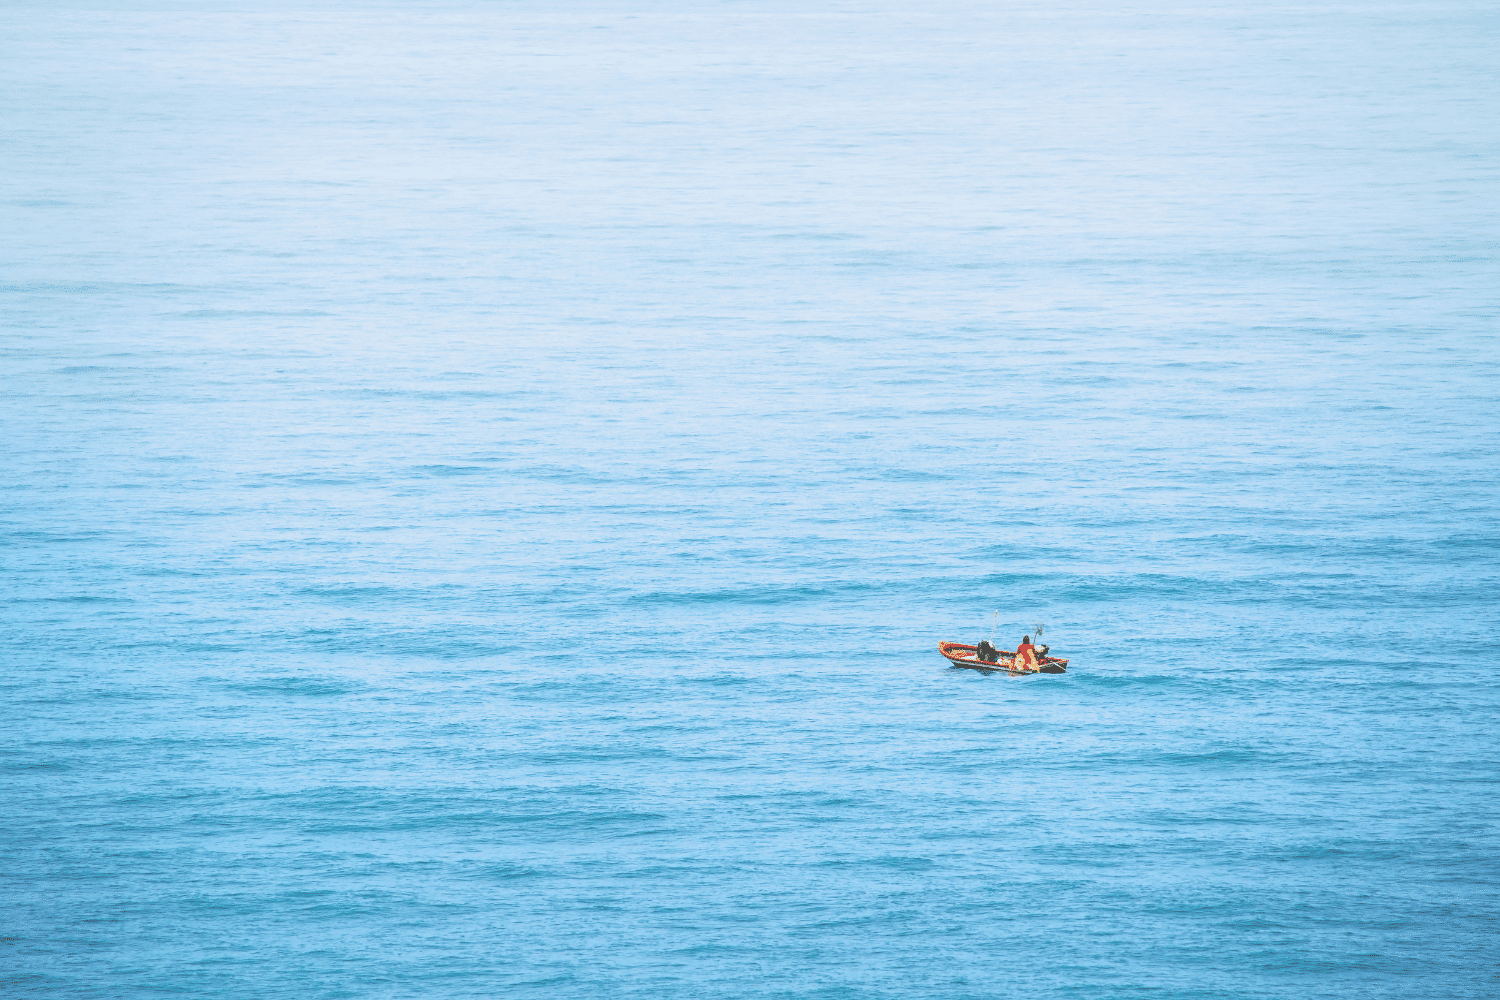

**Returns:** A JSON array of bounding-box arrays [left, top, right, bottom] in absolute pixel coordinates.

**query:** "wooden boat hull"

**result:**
[[939, 641, 1068, 674]]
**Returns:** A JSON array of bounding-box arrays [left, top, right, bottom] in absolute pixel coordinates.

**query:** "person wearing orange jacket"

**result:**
[[1014, 635, 1039, 671]]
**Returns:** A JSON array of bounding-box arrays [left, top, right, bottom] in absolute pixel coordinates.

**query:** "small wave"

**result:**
[[1, 759, 71, 772], [222, 675, 363, 698], [811, 855, 937, 871], [679, 673, 754, 686], [171, 309, 333, 318], [412, 464, 489, 476], [1155, 747, 1301, 766], [470, 863, 549, 880], [294, 585, 405, 599], [626, 581, 881, 606]]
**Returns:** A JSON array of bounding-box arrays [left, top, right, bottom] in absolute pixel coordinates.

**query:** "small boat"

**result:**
[[939, 640, 1068, 674]]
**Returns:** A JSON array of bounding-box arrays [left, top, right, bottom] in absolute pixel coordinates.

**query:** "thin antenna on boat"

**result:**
[[991, 611, 997, 644]]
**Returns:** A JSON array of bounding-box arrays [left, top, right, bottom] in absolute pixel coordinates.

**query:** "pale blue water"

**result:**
[[4, 2, 1499, 997]]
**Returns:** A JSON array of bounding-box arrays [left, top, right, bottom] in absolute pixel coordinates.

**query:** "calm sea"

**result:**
[[4, 2, 1498, 997]]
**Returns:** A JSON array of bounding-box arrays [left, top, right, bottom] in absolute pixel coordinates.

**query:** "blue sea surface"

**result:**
[[4, 2, 1498, 997]]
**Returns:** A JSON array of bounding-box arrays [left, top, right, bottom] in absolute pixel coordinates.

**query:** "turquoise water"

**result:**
[[4, 2, 1498, 997]]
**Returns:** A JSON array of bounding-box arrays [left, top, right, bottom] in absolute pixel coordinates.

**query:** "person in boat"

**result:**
[[1014, 635, 1039, 671]]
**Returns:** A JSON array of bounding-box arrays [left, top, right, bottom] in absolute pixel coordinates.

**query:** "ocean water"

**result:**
[[4, 2, 1498, 997]]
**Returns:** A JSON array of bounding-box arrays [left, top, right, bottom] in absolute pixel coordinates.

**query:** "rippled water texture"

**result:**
[[4, 2, 1498, 997]]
